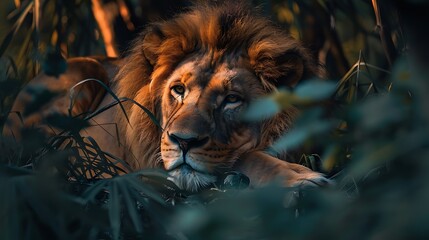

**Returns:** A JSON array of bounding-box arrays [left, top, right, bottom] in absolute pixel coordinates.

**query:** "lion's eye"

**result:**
[[171, 85, 185, 95], [224, 94, 242, 104]]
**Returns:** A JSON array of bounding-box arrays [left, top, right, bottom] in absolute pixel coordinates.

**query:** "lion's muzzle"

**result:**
[[163, 132, 218, 191], [168, 133, 209, 155], [163, 132, 210, 172]]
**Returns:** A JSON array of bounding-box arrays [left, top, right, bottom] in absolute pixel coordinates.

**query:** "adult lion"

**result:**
[[5, 3, 329, 191]]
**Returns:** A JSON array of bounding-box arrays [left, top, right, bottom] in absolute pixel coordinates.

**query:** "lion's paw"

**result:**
[[290, 173, 334, 188]]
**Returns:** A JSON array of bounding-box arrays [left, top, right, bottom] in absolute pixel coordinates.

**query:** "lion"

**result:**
[[4, 2, 330, 192]]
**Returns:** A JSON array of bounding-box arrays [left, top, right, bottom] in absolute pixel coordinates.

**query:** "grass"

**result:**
[[1, 0, 429, 239]]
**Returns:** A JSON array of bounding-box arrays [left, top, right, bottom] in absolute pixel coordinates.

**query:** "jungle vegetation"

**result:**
[[1, 0, 429, 239]]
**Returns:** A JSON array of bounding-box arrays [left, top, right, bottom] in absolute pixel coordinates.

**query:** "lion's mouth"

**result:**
[[167, 164, 217, 192], [170, 163, 202, 174]]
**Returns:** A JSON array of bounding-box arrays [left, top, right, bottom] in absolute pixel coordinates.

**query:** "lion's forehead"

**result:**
[[167, 57, 261, 94]]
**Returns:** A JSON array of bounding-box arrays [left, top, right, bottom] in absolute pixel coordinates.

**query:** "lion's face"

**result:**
[[159, 56, 265, 191], [117, 3, 322, 192]]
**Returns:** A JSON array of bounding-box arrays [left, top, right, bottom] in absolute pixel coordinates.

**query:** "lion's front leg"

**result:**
[[234, 151, 331, 187]]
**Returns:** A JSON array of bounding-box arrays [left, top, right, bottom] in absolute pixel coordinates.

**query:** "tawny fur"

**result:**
[[114, 2, 324, 169], [6, 2, 330, 191]]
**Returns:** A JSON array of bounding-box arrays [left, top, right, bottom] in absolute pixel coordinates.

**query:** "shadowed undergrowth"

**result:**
[[1, 0, 429, 239]]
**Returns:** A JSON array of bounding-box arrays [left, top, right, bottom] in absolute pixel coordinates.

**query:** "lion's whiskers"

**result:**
[[153, 147, 163, 166]]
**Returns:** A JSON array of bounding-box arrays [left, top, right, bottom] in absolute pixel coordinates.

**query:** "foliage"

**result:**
[[1, 0, 429, 239]]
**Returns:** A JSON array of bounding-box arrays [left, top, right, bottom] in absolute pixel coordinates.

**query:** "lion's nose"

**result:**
[[168, 133, 209, 153]]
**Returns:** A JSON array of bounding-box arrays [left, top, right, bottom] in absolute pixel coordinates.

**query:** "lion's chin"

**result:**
[[167, 165, 217, 192]]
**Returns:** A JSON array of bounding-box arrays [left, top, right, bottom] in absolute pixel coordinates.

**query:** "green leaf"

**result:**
[[269, 120, 334, 153], [353, 95, 404, 131], [242, 97, 280, 121], [294, 80, 337, 100], [82, 180, 109, 202], [108, 181, 121, 240], [117, 179, 143, 234], [0, 165, 32, 178]]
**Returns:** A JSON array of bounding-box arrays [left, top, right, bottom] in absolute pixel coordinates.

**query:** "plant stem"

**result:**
[[371, 0, 396, 66]]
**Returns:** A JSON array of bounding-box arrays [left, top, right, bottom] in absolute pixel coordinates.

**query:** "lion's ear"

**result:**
[[141, 25, 165, 67], [249, 40, 321, 89], [267, 52, 305, 88]]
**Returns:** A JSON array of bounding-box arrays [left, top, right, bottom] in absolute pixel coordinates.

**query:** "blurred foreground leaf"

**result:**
[[295, 80, 337, 101]]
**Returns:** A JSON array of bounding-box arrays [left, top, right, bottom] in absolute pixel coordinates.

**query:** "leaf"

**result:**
[[242, 82, 334, 122], [0, 165, 32, 178], [242, 97, 280, 121], [294, 80, 337, 101], [353, 95, 404, 131], [391, 58, 414, 89], [269, 120, 334, 153], [108, 181, 121, 240], [82, 180, 109, 202], [117, 179, 143, 234], [123, 176, 165, 204], [322, 145, 339, 171]]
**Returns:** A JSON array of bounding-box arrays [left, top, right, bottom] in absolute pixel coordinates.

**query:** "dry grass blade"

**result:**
[[13, 0, 20, 8], [34, 0, 41, 37], [336, 61, 390, 94], [0, 1, 34, 57], [371, 0, 397, 66]]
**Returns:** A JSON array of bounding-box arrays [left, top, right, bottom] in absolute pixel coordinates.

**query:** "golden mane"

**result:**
[[114, 2, 324, 170]]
